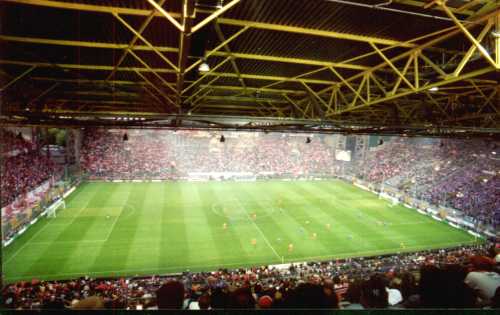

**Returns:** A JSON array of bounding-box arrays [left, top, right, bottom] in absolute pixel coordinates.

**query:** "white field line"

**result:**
[[103, 208, 122, 242], [4, 198, 92, 265], [4, 239, 479, 282], [236, 200, 282, 261]]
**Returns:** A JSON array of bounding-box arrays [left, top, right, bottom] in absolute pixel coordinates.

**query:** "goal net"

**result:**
[[46, 198, 65, 218]]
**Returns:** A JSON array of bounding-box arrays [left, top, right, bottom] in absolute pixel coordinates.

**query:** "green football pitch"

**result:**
[[3, 180, 478, 282]]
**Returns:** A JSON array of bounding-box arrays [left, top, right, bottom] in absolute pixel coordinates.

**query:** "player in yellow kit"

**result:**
[[223, 222, 227, 230], [251, 238, 257, 248], [288, 243, 294, 252]]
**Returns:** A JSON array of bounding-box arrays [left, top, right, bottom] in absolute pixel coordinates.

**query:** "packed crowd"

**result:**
[[0, 129, 34, 156], [355, 137, 499, 227], [80, 129, 336, 179], [3, 243, 499, 310], [1, 130, 60, 208]]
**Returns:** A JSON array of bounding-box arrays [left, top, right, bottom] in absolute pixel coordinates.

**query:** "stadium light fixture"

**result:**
[[198, 59, 210, 73], [429, 86, 439, 92]]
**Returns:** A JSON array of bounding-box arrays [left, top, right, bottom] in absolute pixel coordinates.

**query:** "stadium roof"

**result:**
[[0, 0, 499, 134]]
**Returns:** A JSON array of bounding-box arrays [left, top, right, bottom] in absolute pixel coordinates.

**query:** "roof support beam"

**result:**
[[184, 76, 219, 104], [133, 69, 176, 108], [191, 0, 241, 34], [28, 82, 59, 108], [2, 0, 182, 17], [329, 67, 367, 104], [183, 57, 231, 94], [0, 34, 370, 70], [457, 0, 484, 13], [370, 43, 415, 91], [127, 49, 177, 95], [217, 18, 416, 48], [496, 14, 500, 68], [310, 8, 500, 106], [108, 0, 169, 80], [113, 11, 178, 72], [0, 59, 340, 86], [0, 65, 35, 92], [438, 1, 497, 69], [393, 0, 476, 15], [147, 0, 184, 32], [452, 18, 494, 76], [213, 22, 247, 92], [210, 72, 336, 85], [282, 94, 309, 118], [300, 81, 329, 110], [202, 85, 307, 95], [185, 25, 250, 74], [176, 0, 195, 108], [336, 67, 494, 115]]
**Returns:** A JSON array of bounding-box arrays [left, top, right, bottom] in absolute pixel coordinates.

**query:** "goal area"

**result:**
[[46, 198, 65, 218]]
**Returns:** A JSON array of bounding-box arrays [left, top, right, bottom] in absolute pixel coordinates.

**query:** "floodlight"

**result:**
[[198, 60, 210, 72]]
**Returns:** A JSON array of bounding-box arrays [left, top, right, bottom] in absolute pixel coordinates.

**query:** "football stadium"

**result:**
[[1, 0, 499, 311]]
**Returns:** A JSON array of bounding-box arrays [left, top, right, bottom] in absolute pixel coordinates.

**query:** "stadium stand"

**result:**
[[2, 132, 499, 311], [1, 0, 499, 311], [2, 243, 498, 309], [354, 137, 499, 228], [1, 130, 61, 208], [80, 129, 336, 179], [79, 130, 499, 227]]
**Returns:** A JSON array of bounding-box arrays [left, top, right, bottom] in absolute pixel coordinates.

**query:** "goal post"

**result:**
[[46, 198, 65, 218]]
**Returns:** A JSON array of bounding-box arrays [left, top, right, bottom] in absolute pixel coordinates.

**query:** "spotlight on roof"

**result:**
[[220, 135, 225, 143], [429, 86, 439, 92], [198, 59, 210, 73], [306, 137, 312, 144], [123, 133, 128, 141]]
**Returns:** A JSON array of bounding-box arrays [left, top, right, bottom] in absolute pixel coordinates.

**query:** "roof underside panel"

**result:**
[[0, 0, 498, 132]]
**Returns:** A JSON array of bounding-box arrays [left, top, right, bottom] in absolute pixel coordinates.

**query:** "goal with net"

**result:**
[[46, 198, 65, 218]]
